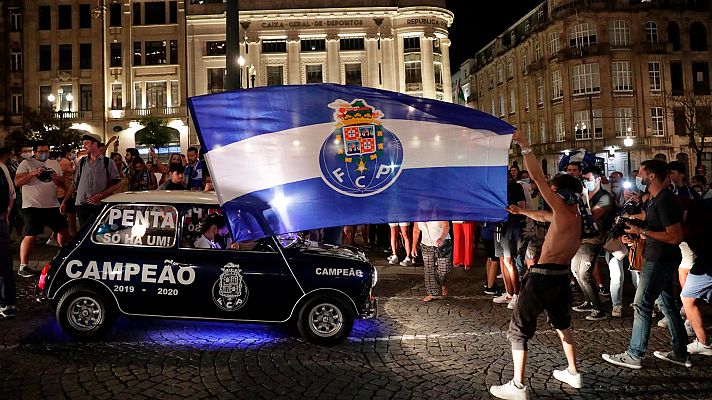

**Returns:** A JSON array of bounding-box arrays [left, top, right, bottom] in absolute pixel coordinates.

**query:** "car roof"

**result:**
[[103, 190, 219, 205]]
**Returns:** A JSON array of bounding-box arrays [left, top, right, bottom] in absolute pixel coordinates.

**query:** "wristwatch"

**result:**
[[521, 147, 532, 155], [642, 228, 648, 237]]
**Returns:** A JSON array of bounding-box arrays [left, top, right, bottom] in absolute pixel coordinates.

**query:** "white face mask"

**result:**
[[635, 176, 647, 192], [21, 152, 33, 159]]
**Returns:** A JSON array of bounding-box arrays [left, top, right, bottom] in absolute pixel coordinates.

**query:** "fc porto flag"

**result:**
[[188, 84, 514, 241]]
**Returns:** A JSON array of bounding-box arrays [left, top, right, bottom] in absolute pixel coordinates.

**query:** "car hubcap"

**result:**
[[67, 296, 103, 331], [309, 303, 343, 337]]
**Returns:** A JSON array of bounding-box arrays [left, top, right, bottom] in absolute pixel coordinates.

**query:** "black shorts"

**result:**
[[507, 263, 573, 350], [483, 239, 499, 261], [22, 207, 68, 236], [58, 196, 77, 213]]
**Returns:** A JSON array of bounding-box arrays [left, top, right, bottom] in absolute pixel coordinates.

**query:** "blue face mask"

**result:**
[[37, 153, 48, 162]]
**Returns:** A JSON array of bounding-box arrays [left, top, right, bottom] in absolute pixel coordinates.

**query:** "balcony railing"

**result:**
[[127, 106, 186, 118], [558, 43, 609, 61], [406, 83, 423, 92], [642, 136, 674, 147], [639, 42, 669, 54], [51, 111, 87, 120], [526, 58, 545, 73]]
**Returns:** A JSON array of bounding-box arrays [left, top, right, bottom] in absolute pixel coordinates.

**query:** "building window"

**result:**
[[110, 43, 122, 67], [538, 7, 544, 23], [39, 6, 51, 30], [612, 61, 632, 91], [404, 37, 421, 52], [569, 22, 597, 47], [145, 41, 167, 65], [555, 113, 565, 142], [109, 3, 122, 27], [692, 61, 710, 95], [58, 5, 72, 29], [169, 1, 178, 24], [645, 21, 658, 44], [10, 9, 22, 31], [170, 40, 178, 64], [111, 83, 122, 110], [690, 22, 708, 51], [170, 81, 179, 107], [509, 89, 516, 114], [144, 2, 166, 25], [58, 45, 72, 70], [552, 70, 563, 99], [306, 65, 323, 83], [340, 37, 365, 51], [10, 50, 22, 71], [134, 42, 142, 66], [134, 82, 143, 109], [488, 73, 494, 89], [651, 107, 665, 136], [207, 68, 225, 93], [499, 94, 506, 117], [80, 43, 92, 69], [671, 61, 684, 93], [80, 84, 92, 111], [434, 63, 443, 91], [133, 3, 141, 25], [669, 21, 682, 51], [433, 40, 442, 55], [266, 66, 284, 86], [522, 53, 527, 71], [301, 39, 326, 52], [536, 76, 544, 105], [40, 86, 52, 110], [39, 45, 51, 71], [405, 58, 422, 91], [574, 109, 603, 139], [524, 85, 530, 111], [79, 4, 91, 29], [614, 107, 634, 137], [540, 118, 547, 143], [497, 64, 504, 84], [571, 63, 600, 95], [549, 32, 560, 56], [648, 61, 661, 91], [60, 85, 73, 111], [206, 41, 226, 56], [507, 58, 514, 79], [262, 40, 287, 53], [609, 20, 630, 47], [525, 21, 530, 35], [11, 92, 22, 114], [534, 41, 541, 61], [146, 81, 167, 108]]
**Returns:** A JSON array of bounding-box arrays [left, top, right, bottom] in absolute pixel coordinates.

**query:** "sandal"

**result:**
[[422, 295, 438, 302]]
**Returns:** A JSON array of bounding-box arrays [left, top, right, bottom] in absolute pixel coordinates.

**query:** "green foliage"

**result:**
[[15, 106, 82, 148], [134, 115, 174, 148]]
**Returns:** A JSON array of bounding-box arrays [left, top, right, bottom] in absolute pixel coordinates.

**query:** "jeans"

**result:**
[[0, 216, 16, 307], [627, 259, 688, 359], [607, 252, 625, 307], [571, 243, 603, 311]]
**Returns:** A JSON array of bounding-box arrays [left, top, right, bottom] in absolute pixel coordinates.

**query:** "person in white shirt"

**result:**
[[412, 221, 452, 302], [194, 215, 222, 249]]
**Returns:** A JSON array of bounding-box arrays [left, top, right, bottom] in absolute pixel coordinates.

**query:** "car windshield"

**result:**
[[277, 233, 305, 249]]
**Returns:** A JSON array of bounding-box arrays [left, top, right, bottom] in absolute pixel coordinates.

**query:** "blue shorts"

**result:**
[[681, 271, 712, 303]]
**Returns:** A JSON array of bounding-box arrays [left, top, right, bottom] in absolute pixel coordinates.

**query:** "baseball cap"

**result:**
[[81, 133, 102, 143]]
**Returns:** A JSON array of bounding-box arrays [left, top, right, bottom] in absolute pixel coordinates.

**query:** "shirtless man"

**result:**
[[490, 132, 584, 400]]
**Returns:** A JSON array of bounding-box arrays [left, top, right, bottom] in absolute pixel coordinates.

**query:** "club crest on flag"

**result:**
[[319, 99, 403, 197]]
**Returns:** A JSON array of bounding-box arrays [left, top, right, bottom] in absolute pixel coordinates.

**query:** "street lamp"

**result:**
[[624, 131, 634, 177], [47, 88, 73, 132], [249, 64, 256, 88], [238, 55, 246, 89]]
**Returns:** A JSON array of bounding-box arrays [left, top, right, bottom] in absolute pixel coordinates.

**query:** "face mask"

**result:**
[[519, 178, 531, 184], [557, 189, 580, 205], [584, 181, 597, 192], [68, 153, 77, 160], [21, 152, 32, 159], [37, 153, 48, 162], [635, 176, 647, 192]]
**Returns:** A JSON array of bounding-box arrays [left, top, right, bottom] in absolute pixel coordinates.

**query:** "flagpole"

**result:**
[[226, 0, 240, 91]]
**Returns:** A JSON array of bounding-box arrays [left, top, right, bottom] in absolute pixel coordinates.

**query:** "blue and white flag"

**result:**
[[189, 84, 514, 241]]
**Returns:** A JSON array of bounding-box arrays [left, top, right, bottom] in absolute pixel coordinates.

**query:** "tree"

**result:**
[[134, 115, 176, 149], [12, 106, 83, 148], [661, 90, 712, 169]]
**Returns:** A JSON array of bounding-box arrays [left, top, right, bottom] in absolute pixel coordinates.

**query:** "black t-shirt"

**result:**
[[644, 188, 682, 265], [507, 181, 526, 225]]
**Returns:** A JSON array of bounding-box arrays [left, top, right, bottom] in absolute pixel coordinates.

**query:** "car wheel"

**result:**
[[297, 295, 354, 346], [56, 284, 115, 341]]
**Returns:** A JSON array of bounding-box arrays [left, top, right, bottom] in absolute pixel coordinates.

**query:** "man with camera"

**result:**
[[14, 142, 70, 278], [603, 159, 691, 369]]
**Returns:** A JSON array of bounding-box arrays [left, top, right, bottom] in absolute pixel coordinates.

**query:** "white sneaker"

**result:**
[[685, 319, 696, 337], [496, 273, 503, 279], [46, 238, 60, 247], [493, 293, 512, 304], [17, 265, 34, 278], [489, 379, 529, 400], [611, 305, 623, 318], [387, 254, 399, 265], [657, 317, 669, 328], [552, 368, 582, 389], [507, 294, 519, 310], [399, 257, 414, 266], [687, 339, 712, 356]]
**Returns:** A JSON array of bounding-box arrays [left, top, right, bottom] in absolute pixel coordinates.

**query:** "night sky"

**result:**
[[445, 0, 543, 69]]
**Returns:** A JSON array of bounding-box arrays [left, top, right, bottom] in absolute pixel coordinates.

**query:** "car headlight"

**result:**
[[371, 266, 378, 288]]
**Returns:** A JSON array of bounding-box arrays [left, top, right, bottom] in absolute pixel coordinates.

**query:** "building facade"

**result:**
[[2, 0, 453, 159], [458, 0, 712, 177], [1, 0, 24, 142]]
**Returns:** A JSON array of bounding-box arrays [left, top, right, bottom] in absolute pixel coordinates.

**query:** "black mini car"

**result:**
[[37, 191, 377, 346]]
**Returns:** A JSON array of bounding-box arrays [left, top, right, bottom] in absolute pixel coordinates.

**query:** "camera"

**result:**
[[38, 167, 54, 183], [609, 199, 644, 238]]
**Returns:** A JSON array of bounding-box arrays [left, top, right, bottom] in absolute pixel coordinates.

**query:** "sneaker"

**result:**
[[493, 293, 513, 304], [484, 285, 501, 296], [602, 352, 643, 370], [399, 257, 414, 266], [687, 339, 712, 356], [657, 317, 669, 328], [387, 254, 399, 265], [653, 351, 692, 368], [507, 294, 519, 310], [572, 301, 595, 313], [599, 285, 610, 297], [611, 305, 623, 318], [586, 309, 607, 321], [496, 273, 503, 279], [552, 368, 582, 389], [685, 319, 696, 337], [18, 265, 34, 278], [489, 379, 529, 400], [0, 305, 16, 319]]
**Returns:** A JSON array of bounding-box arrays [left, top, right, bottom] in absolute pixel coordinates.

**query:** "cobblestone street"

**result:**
[[1, 243, 712, 399]]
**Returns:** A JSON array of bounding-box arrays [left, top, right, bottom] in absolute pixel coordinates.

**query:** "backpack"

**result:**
[[76, 156, 111, 190], [590, 188, 615, 232]]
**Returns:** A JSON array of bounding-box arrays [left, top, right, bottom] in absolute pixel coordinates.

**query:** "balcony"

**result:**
[[558, 43, 609, 61], [51, 111, 88, 120], [127, 106, 186, 118], [526, 58, 545, 73], [642, 136, 674, 148], [406, 83, 423, 92], [639, 42, 669, 54]]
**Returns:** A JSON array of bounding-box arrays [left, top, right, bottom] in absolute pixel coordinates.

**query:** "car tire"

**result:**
[[297, 295, 354, 346], [56, 284, 116, 341]]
